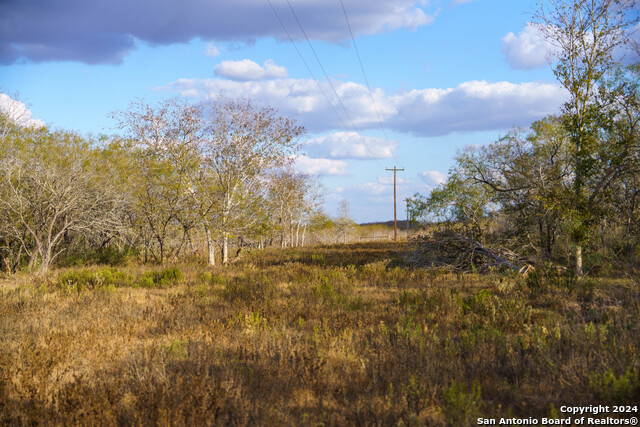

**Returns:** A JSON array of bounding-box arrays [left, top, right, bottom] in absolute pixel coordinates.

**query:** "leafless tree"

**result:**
[[200, 97, 305, 263]]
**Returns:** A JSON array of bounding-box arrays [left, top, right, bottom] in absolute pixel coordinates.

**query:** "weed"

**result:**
[[589, 367, 639, 403], [442, 381, 483, 426], [137, 267, 184, 288]]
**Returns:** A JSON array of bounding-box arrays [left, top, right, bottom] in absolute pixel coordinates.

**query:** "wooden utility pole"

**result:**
[[386, 166, 404, 242]]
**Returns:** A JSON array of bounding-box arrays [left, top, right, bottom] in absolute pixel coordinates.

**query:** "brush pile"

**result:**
[[406, 229, 531, 273]]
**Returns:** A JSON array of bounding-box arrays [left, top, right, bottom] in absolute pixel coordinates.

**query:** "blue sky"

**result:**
[[0, 0, 570, 222]]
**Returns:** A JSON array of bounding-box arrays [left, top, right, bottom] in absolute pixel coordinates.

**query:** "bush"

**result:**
[[589, 367, 639, 403], [57, 267, 133, 292], [442, 381, 483, 426], [57, 246, 136, 268], [137, 267, 184, 288]]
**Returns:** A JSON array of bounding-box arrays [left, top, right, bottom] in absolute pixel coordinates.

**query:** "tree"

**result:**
[[112, 98, 204, 263], [455, 118, 572, 259], [266, 167, 324, 248], [410, 150, 496, 243], [0, 120, 125, 274], [200, 97, 305, 263], [535, 0, 639, 275], [334, 199, 356, 244]]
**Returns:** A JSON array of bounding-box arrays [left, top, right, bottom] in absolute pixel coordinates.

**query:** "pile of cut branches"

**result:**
[[406, 229, 530, 273]]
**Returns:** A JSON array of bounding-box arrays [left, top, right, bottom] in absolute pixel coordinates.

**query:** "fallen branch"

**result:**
[[406, 229, 532, 273]]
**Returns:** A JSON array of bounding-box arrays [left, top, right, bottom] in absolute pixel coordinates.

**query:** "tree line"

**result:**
[[409, 0, 639, 276], [0, 96, 327, 274]]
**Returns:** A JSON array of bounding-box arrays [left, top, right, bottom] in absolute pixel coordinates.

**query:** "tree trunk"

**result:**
[[301, 226, 306, 247], [205, 225, 215, 267], [222, 233, 229, 264], [575, 244, 583, 277]]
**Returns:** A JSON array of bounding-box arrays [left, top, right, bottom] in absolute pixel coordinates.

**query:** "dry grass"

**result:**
[[1, 242, 638, 425]]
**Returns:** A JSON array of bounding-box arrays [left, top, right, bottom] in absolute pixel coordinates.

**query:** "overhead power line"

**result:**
[[339, 0, 391, 148], [271, 0, 383, 166], [266, 0, 349, 134]]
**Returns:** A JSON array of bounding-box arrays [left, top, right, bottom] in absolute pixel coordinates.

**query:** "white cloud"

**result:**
[[377, 175, 410, 185], [162, 77, 567, 136], [502, 22, 640, 71], [418, 170, 446, 187], [352, 174, 411, 197], [354, 182, 388, 196], [295, 156, 348, 175], [501, 23, 555, 70], [304, 131, 396, 159], [214, 59, 288, 81], [204, 43, 221, 57], [382, 6, 435, 30], [0, 94, 45, 128]]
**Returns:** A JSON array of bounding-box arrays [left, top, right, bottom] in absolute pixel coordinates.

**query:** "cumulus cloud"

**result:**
[[387, 80, 567, 136], [0, 94, 45, 128], [163, 77, 567, 136], [214, 59, 288, 81], [501, 23, 555, 70], [304, 132, 396, 159], [204, 43, 221, 57], [295, 156, 348, 175], [353, 182, 388, 196], [418, 170, 446, 187], [0, 0, 436, 64], [502, 22, 640, 71]]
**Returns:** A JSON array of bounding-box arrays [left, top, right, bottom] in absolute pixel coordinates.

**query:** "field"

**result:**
[[1, 242, 639, 425]]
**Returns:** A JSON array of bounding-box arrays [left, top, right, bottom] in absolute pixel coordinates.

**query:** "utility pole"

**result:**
[[386, 166, 404, 242]]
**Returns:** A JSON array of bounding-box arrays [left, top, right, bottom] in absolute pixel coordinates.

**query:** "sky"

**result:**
[[0, 0, 574, 223]]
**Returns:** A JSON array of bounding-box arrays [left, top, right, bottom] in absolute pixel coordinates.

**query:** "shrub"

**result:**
[[589, 367, 639, 403], [442, 381, 483, 426], [137, 267, 184, 288], [57, 267, 133, 292]]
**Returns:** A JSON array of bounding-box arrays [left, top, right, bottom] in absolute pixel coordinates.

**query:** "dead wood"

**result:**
[[406, 229, 533, 273]]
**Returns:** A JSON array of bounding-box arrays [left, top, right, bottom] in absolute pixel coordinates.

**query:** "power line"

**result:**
[[339, 0, 391, 148], [266, 0, 349, 134], [283, 0, 383, 167]]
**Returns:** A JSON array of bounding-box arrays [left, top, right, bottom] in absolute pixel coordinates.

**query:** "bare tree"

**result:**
[[112, 98, 204, 263], [201, 97, 305, 263], [266, 168, 324, 248]]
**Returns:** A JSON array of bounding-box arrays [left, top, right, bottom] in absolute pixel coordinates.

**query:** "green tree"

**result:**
[[0, 119, 125, 274], [535, 0, 639, 275]]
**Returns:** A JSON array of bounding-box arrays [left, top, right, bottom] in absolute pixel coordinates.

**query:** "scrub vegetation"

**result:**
[[1, 242, 638, 425]]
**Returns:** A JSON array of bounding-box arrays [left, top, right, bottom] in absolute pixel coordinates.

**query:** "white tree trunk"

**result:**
[[575, 244, 583, 277], [222, 233, 229, 264], [301, 226, 307, 247], [205, 225, 215, 267]]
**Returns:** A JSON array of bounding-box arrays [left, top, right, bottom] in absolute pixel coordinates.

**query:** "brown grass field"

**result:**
[[1, 242, 638, 425]]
